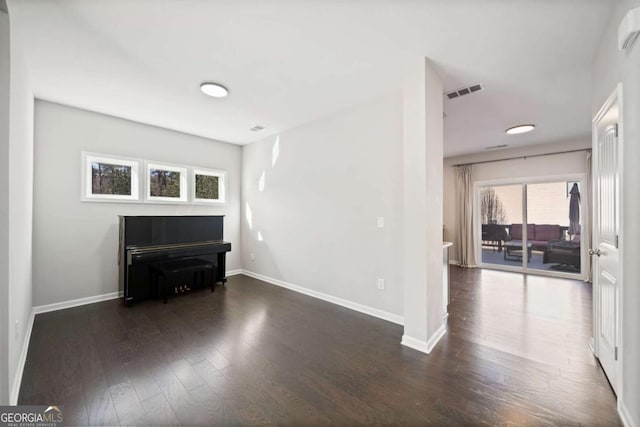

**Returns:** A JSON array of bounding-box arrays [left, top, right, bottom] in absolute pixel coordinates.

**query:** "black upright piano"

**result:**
[[118, 215, 232, 305]]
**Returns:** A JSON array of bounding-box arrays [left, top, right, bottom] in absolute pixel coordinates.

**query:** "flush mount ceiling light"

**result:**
[[200, 82, 229, 98], [506, 124, 535, 135]]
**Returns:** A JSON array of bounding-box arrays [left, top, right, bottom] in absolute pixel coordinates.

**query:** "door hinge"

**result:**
[[614, 123, 619, 137], [615, 346, 618, 361], [616, 235, 619, 249]]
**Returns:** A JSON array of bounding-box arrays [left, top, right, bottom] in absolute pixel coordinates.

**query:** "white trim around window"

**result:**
[[81, 152, 140, 202]]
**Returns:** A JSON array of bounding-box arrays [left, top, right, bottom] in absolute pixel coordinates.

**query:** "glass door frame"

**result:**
[[474, 173, 588, 281]]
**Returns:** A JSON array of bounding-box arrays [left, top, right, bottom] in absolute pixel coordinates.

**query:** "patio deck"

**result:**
[[481, 246, 581, 274]]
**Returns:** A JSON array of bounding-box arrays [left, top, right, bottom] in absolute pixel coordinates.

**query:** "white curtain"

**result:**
[[585, 151, 593, 282], [456, 164, 476, 267]]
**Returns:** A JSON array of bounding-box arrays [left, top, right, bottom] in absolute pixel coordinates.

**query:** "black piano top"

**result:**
[[121, 215, 225, 247]]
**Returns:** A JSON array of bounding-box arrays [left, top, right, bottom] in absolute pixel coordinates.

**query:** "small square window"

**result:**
[[145, 162, 188, 203], [82, 152, 140, 202], [192, 168, 226, 204]]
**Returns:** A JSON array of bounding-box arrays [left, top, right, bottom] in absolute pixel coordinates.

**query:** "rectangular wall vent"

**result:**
[[445, 83, 485, 100]]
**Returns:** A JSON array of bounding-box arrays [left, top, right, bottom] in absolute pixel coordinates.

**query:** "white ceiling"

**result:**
[[8, 0, 614, 157]]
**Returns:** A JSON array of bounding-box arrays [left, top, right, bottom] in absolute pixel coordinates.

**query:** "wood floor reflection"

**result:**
[[19, 267, 620, 426]]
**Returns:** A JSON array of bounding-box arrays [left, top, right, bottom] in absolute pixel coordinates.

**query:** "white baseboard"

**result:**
[[619, 399, 637, 427], [426, 322, 447, 353], [240, 270, 404, 325], [401, 334, 430, 353], [31, 270, 241, 315], [401, 322, 447, 355], [10, 309, 35, 405], [32, 291, 124, 315]]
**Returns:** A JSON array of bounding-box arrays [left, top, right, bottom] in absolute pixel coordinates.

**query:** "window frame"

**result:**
[[81, 152, 140, 202], [145, 161, 188, 204], [191, 167, 227, 205]]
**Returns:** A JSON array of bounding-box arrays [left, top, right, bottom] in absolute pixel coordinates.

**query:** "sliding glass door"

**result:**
[[480, 184, 522, 268], [526, 182, 582, 274], [478, 179, 584, 278]]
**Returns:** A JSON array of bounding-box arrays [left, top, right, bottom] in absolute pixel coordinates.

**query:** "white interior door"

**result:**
[[592, 86, 621, 393]]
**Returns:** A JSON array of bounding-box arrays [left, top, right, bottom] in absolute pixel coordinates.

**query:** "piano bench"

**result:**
[[149, 258, 216, 304]]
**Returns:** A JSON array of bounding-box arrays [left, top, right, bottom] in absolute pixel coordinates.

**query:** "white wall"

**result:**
[[242, 92, 404, 319], [32, 101, 242, 307], [401, 57, 445, 351], [7, 1, 34, 403], [443, 139, 589, 264], [423, 60, 444, 343], [0, 6, 10, 405], [593, 1, 640, 425]]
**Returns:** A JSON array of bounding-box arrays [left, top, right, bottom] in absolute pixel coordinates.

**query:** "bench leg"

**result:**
[[162, 276, 168, 304], [149, 269, 154, 299]]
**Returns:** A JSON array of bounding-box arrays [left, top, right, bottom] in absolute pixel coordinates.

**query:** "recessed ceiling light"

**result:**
[[200, 82, 229, 98], [506, 124, 535, 135]]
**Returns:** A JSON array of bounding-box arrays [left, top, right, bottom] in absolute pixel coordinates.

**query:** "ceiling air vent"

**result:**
[[486, 144, 508, 150], [250, 125, 264, 132], [445, 83, 485, 100]]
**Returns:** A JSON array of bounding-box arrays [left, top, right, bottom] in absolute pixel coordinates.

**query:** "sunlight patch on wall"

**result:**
[[272, 135, 280, 168], [258, 170, 265, 192], [257, 231, 263, 241], [245, 202, 253, 230]]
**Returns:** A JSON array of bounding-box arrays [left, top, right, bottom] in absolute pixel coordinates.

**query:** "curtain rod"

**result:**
[[452, 148, 591, 167]]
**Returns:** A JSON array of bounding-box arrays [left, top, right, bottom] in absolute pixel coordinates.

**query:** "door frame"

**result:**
[[592, 83, 624, 396], [474, 173, 588, 281]]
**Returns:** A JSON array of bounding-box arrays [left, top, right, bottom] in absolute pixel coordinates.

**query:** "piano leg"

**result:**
[[217, 252, 227, 285]]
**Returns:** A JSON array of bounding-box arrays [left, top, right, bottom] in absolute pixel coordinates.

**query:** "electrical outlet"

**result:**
[[250, 252, 255, 261], [377, 216, 384, 228], [377, 278, 385, 290]]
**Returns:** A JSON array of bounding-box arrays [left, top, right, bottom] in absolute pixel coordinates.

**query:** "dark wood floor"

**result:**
[[19, 267, 620, 426]]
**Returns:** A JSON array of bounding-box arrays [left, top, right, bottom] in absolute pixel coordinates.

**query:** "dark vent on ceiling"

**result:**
[[486, 144, 508, 150], [445, 83, 485, 100], [250, 125, 264, 132]]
